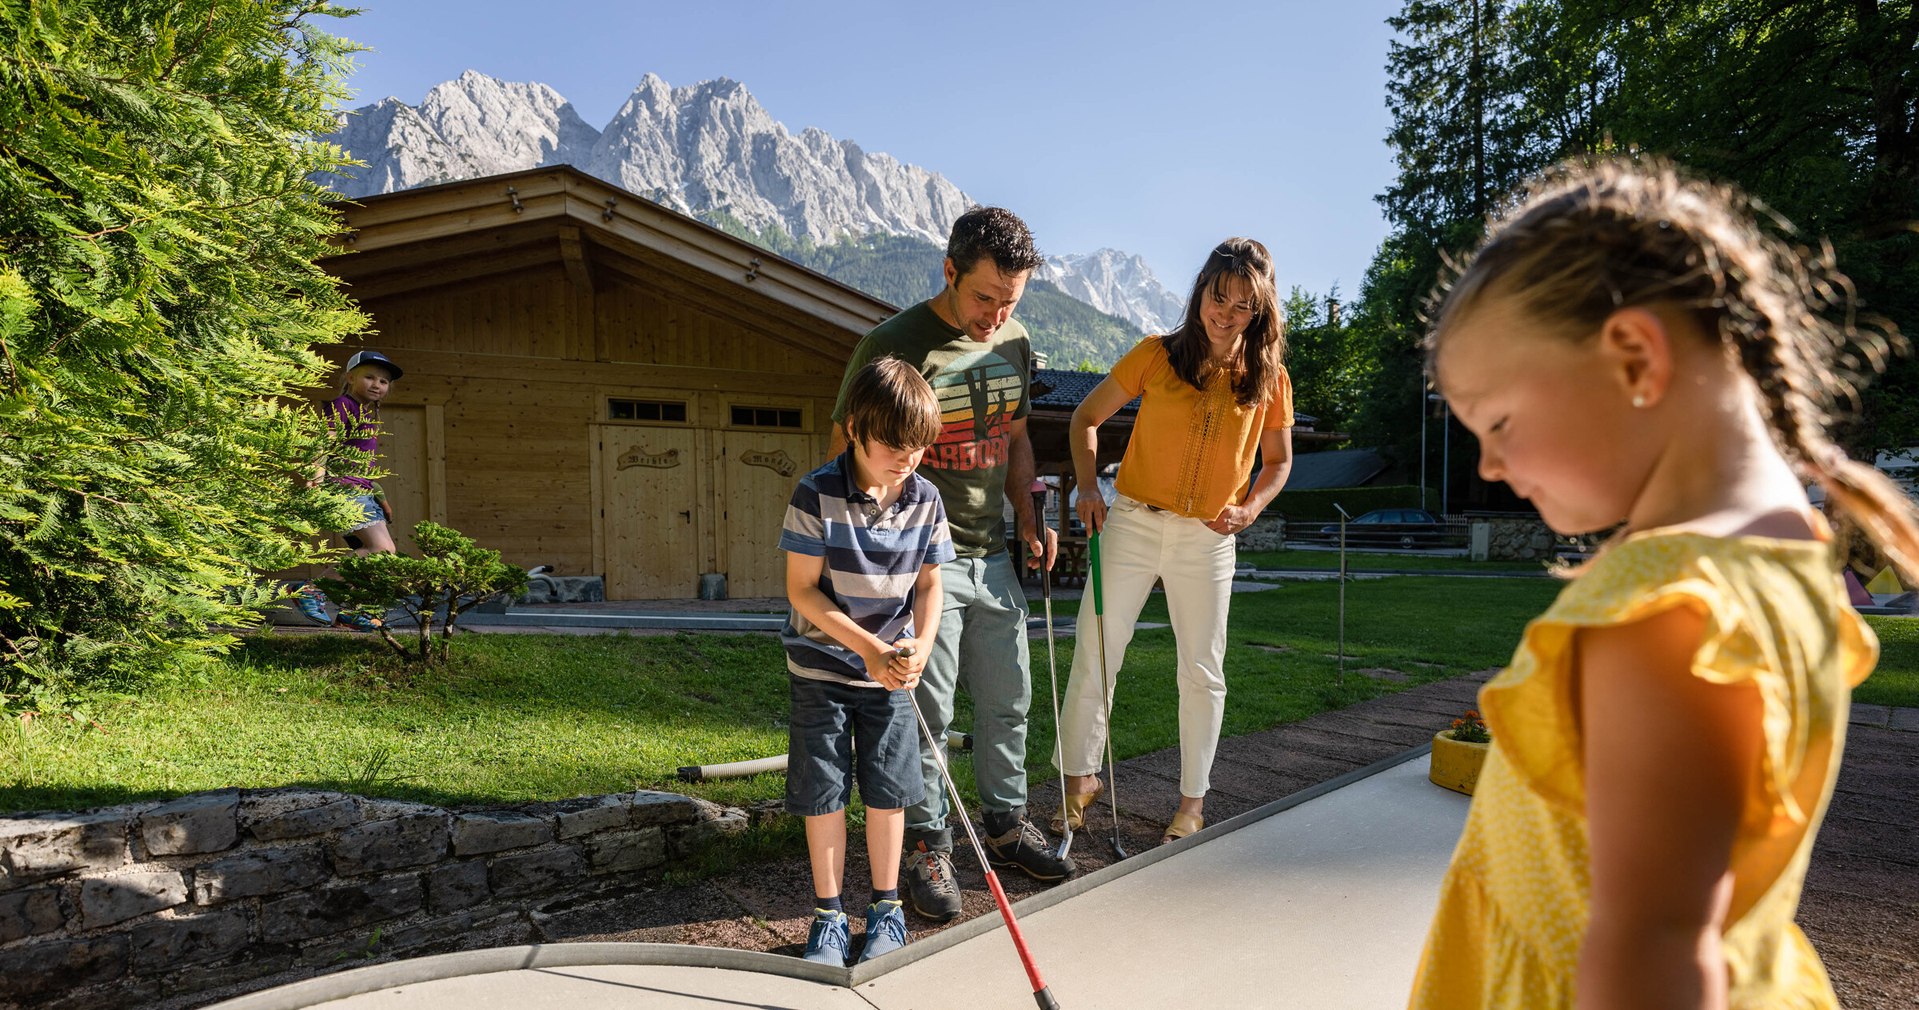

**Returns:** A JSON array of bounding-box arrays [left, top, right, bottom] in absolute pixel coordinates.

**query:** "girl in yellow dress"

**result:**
[[1409, 159, 1919, 1009]]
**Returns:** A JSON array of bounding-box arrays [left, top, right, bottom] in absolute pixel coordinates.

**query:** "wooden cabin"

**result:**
[[315, 166, 891, 600]]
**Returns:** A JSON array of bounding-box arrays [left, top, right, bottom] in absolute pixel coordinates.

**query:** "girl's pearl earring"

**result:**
[[1631, 394, 1647, 408]]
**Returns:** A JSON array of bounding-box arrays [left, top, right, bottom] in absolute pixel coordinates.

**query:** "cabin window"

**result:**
[[730, 406, 803, 429], [608, 398, 687, 423]]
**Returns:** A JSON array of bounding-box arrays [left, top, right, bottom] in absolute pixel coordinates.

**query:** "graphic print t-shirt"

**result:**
[[833, 301, 1032, 557]]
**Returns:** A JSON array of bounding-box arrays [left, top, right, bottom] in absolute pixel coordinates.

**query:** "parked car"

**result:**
[[1318, 508, 1447, 548]]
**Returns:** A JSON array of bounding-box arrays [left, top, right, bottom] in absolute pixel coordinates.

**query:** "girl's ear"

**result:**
[[1597, 307, 1674, 408]]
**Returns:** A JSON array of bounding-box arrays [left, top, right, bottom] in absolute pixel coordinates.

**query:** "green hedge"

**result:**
[[1262, 485, 1433, 521]]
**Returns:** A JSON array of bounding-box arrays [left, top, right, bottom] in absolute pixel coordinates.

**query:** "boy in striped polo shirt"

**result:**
[[780, 357, 954, 966]]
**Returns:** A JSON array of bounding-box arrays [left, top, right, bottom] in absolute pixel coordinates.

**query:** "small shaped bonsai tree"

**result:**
[[317, 522, 529, 666]]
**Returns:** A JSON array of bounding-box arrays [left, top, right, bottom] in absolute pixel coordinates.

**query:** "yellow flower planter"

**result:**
[[1429, 729, 1489, 795]]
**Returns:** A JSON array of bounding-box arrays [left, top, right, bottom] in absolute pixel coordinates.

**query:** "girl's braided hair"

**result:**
[[1427, 157, 1918, 579]]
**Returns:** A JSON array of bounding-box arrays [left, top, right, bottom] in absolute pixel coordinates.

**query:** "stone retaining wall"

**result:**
[[1239, 516, 1286, 553], [1479, 517, 1556, 560], [0, 787, 746, 1009]]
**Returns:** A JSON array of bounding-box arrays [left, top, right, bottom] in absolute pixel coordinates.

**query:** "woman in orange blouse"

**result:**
[[1053, 238, 1294, 844]]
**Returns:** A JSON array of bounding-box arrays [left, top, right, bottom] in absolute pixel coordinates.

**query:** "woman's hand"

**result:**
[[1077, 493, 1107, 535], [1207, 503, 1256, 536]]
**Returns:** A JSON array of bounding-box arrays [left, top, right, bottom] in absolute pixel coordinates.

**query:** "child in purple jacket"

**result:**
[[291, 350, 403, 629]]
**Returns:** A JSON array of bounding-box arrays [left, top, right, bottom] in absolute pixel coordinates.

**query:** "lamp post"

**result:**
[[1423, 391, 1446, 515], [1419, 386, 1428, 513]]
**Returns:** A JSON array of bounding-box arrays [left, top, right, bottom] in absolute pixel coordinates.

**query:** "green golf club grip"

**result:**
[[1089, 530, 1104, 615]]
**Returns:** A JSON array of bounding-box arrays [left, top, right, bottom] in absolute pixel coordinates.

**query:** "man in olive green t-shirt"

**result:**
[[828, 207, 1072, 921]]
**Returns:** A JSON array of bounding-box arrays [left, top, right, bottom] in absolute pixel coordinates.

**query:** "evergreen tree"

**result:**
[[1280, 285, 1363, 429], [0, 1, 367, 704], [1355, 0, 1917, 499], [1563, 0, 1919, 452]]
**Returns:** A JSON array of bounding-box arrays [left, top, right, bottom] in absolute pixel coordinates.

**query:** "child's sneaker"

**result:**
[[289, 582, 332, 626], [857, 900, 908, 963], [801, 909, 849, 966], [335, 611, 380, 633]]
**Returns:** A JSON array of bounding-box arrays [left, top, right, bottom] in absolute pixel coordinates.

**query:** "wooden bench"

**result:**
[[1017, 535, 1089, 588]]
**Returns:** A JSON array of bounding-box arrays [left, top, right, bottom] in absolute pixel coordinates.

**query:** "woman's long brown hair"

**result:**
[[1163, 237, 1287, 408]]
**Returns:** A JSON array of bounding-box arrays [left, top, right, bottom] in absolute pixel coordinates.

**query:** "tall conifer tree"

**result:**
[[0, 1, 367, 701]]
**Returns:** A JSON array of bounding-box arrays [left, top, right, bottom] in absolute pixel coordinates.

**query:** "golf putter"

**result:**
[[1088, 530, 1129, 859], [1039, 563, 1074, 861], [897, 645, 1063, 1010]]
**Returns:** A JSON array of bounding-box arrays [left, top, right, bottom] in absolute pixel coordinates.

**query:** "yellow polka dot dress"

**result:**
[[1409, 531, 1877, 1009]]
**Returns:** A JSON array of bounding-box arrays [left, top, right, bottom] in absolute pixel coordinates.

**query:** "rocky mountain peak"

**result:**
[[1039, 248, 1188, 334], [416, 70, 599, 173], [317, 71, 1178, 331]]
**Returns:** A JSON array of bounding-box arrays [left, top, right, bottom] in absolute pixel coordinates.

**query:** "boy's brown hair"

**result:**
[[841, 357, 942, 450]]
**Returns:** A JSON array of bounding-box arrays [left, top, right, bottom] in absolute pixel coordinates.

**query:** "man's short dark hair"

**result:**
[[946, 206, 1043, 279]]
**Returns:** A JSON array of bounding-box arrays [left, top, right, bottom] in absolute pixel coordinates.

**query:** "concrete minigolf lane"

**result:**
[[855, 753, 1466, 1008], [213, 752, 1469, 1010]]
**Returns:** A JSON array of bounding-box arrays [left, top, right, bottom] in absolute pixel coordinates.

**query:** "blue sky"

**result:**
[[331, 1, 1403, 305]]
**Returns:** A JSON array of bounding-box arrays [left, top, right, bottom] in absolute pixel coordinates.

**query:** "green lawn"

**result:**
[[3, 577, 1912, 814], [1237, 547, 1549, 574], [1860, 616, 1919, 708]]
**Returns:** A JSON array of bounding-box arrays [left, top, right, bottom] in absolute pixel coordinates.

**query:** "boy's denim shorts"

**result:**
[[786, 674, 924, 817]]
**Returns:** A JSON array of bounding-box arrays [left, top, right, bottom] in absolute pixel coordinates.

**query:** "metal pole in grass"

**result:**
[[1088, 530, 1128, 859], [1334, 502, 1350, 684]]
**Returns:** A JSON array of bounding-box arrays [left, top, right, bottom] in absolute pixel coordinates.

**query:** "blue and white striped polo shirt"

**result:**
[[780, 452, 956, 686]]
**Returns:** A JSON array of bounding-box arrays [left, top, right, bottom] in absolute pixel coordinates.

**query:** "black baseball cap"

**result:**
[[344, 350, 403, 380]]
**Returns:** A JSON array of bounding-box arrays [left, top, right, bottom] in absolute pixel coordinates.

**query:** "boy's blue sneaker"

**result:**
[[801, 909, 849, 966], [857, 900, 908, 963], [289, 582, 332, 626]]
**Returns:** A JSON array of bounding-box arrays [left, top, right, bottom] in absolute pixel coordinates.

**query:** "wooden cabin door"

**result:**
[[374, 405, 427, 541], [718, 431, 815, 598], [599, 427, 701, 599]]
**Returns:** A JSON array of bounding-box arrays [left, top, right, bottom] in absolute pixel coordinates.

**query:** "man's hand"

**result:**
[[1018, 519, 1058, 571]]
